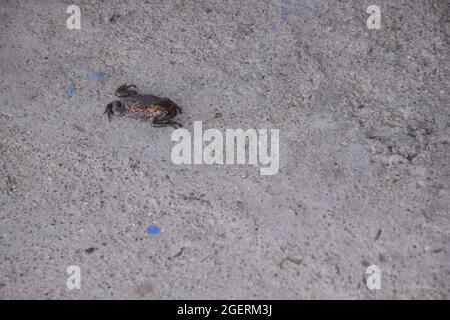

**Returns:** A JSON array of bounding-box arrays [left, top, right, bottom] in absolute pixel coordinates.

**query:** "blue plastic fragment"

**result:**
[[281, 8, 289, 20], [65, 85, 73, 100], [146, 224, 161, 235], [88, 71, 105, 78]]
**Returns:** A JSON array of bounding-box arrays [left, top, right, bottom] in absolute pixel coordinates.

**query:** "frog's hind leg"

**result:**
[[168, 99, 182, 114], [160, 98, 182, 116], [152, 117, 182, 128], [169, 100, 182, 114], [115, 84, 138, 97]]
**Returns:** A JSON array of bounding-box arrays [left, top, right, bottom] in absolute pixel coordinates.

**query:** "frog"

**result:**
[[104, 84, 182, 128]]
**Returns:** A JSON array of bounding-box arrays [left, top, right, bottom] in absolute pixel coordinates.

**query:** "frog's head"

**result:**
[[104, 100, 126, 121]]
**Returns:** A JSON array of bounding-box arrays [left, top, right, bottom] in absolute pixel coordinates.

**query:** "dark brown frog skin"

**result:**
[[104, 84, 182, 128]]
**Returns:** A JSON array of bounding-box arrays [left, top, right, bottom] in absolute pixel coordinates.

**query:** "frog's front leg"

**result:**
[[104, 102, 115, 121], [115, 84, 138, 97], [104, 100, 126, 121]]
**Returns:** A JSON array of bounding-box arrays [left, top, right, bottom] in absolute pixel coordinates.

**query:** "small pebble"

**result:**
[[84, 247, 96, 254], [134, 282, 153, 296]]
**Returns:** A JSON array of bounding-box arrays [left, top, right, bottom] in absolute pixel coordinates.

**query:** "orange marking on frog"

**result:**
[[144, 104, 162, 113], [130, 103, 162, 113]]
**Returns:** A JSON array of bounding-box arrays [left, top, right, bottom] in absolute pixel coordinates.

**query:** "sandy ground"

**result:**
[[0, 0, 449, 299]]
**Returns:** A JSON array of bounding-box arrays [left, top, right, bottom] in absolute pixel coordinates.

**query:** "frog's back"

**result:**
[[121, 94, 163, 108]]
